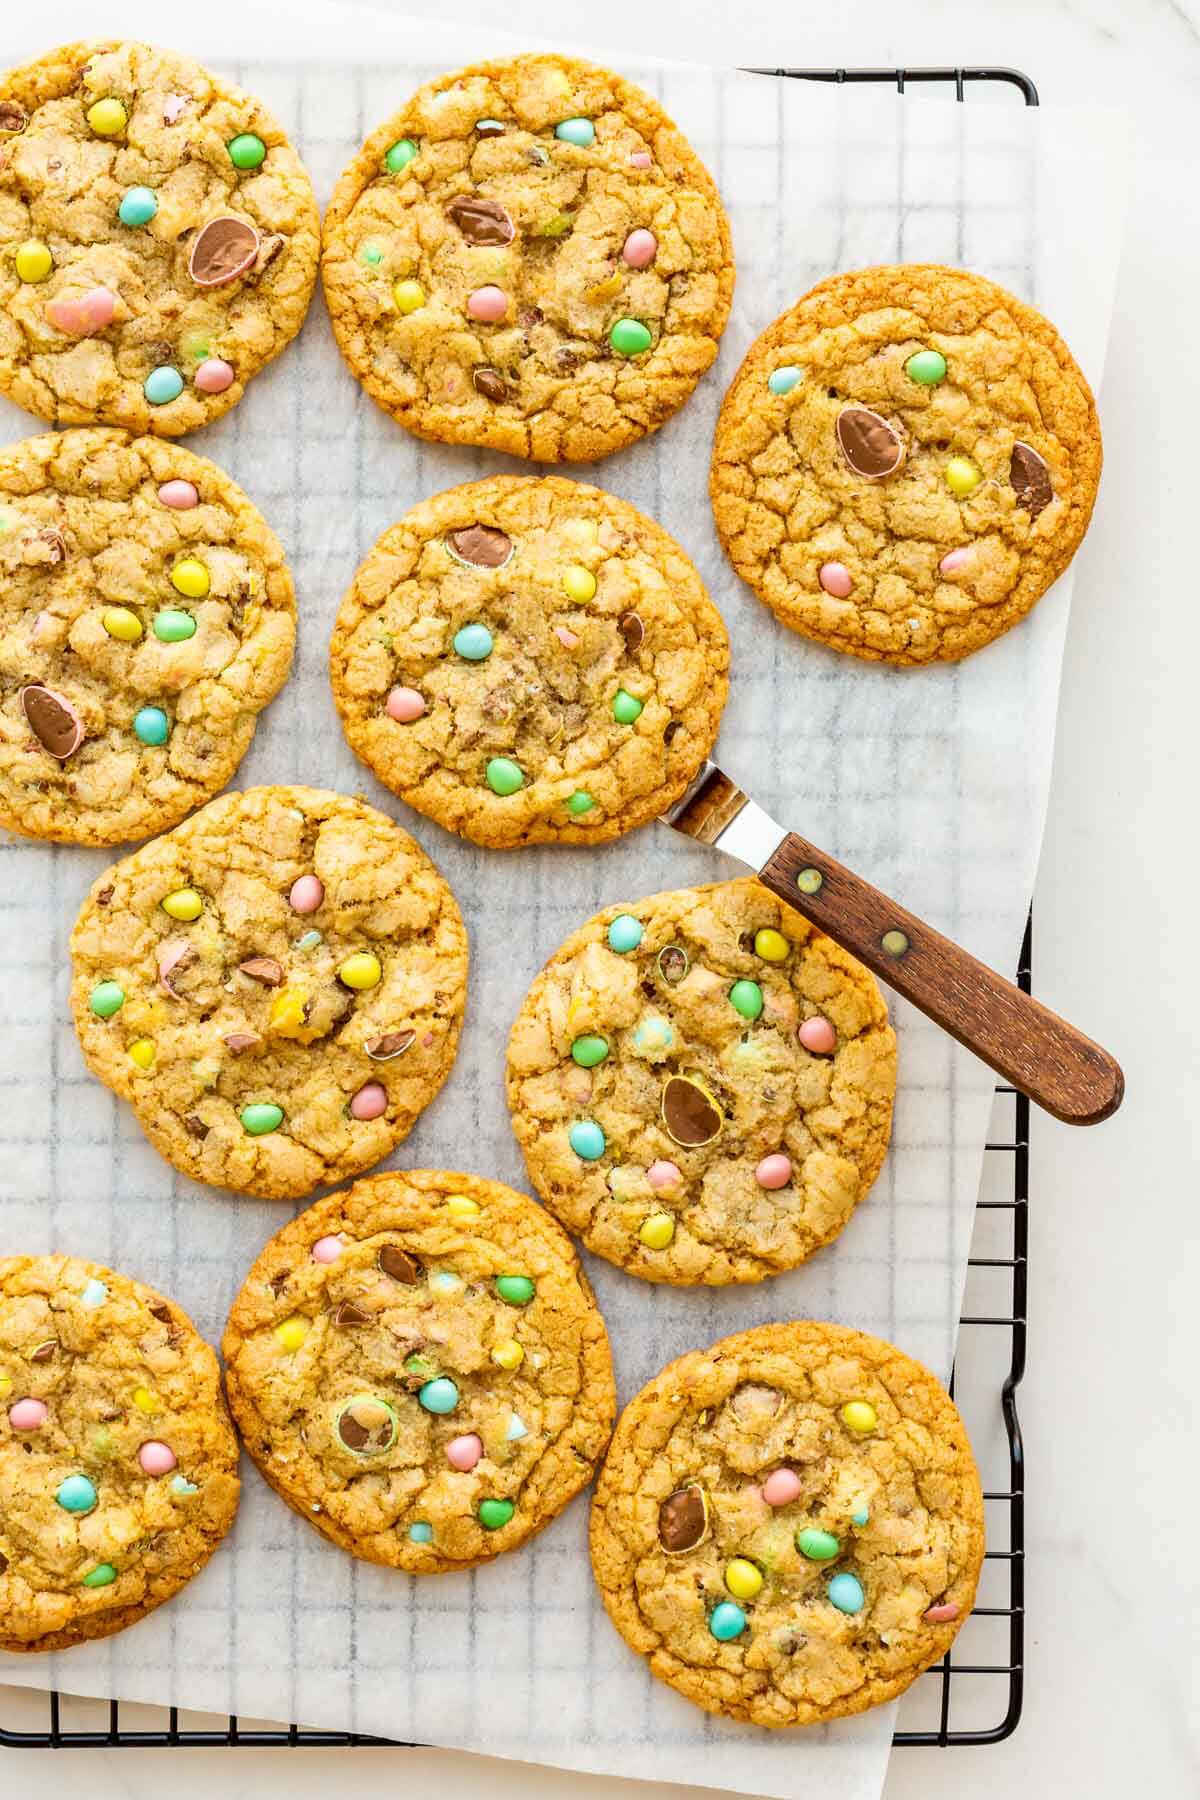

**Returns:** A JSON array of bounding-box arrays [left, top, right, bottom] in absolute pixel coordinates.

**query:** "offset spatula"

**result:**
[[661, 761, 1123, 1126]]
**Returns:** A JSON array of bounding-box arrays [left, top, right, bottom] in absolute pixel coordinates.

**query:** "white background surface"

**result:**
[[1, 1, 1197, 1797]]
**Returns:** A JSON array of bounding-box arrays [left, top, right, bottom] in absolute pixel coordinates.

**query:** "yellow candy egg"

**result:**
[[15, 240, 53, 283], [491, 1338, 524, 1371], [87, 97, 128, 137], [132, 1386, 159, 1413], [393, 279, 426, 314], [102, 606, 144, 643], [639, 1212, 676, 1250], [274, 1316, 309, 1352], [128, 1038, 156, 1070], [268, 986, 321, 1043], [339, 952, 382, 991], [840, 1400, 878, 1433], [754, 928, 790, 963], [724, 1557, 764, 1601], [0, 1373, 11, 1399], [945, 457, 981, 498], [171, 558, 210, 599], [446, 1194, 481, 1219], [161, 888, 203, 922], [562, 564, 597, 602]]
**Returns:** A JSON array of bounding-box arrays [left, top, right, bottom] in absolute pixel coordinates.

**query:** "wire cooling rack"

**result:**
[[0, 62, 1033, 1759]]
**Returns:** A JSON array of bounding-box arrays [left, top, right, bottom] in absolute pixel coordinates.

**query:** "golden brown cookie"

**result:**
[[321, 54, 734, 461], [0, 429, 295, 846], [0, 1253, 239, 1653], [0, 39, 319, 433], [590, 1321, 985, 1727], [506, 880, 896, 1284], [68, 786, 468, 1201], [223, 1170, 615, 1572], [711, 265, 1101, 664], [330, 474, 729, 849]]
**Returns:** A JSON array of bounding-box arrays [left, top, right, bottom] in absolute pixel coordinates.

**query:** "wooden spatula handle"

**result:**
[[759, 832, 1123, 1125]]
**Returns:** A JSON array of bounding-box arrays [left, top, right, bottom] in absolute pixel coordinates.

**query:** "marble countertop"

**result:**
[[3, 1, 1197, 1796]]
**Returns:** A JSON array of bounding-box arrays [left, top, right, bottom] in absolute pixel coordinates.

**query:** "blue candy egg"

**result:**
[[453, 623, 493, 661], [607, 914, 644, 954], [56, 1473, 98, 1514], [408, 1521, 434, 1543], [768, 365, 803, 396], [554, 118, 595, 147], [418, 1377, 460, 1415], [828, 1572, 865, 1614], [709, 1601, 747, 1642], [119, 186, 158, 227], [569, 1120, 606, 1161], [133, 706, 170, 746]]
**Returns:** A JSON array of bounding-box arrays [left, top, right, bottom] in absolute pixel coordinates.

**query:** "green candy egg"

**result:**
[[566, 789, 594, 816], [609, 318, 652, 357], [612, 689, 643, 724], [153, 609, 197, 643], [729, 979, 764, 1020], [797, 1527, 841, 1561], [240, 1102, 283, 1136], [905, 349, 947, 385], [486, 757, 523, 796], [478, 1497, 515, 1530], [495, 1275, 535, 1306], [228, 133, 266, 170], [571, 1034, 609, 1068], [81, 1563, 116, 1588], [385, 138, 418, 173], [89, 981, 125, 1019]]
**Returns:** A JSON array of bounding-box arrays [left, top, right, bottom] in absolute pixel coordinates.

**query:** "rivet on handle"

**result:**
[[795, 868, 824, 895], [881, 929, 910, 957]]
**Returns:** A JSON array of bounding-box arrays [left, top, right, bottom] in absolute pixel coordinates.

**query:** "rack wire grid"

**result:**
[[0, 61, 1033, 1759]]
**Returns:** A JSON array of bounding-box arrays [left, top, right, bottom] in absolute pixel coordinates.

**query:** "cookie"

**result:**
[[69, 786, 468, 1201], [331, 475, 729, 849], [711, 265, 1101, 664], [0, 39, 319, 433], [321, 53, 734, 462], [0, 1253, 239, 1653], [0, 429, 295, 846], [506, 879, 896, 1284], [222, 1169, 616, 1571], [590, 1320, 984, 1728]]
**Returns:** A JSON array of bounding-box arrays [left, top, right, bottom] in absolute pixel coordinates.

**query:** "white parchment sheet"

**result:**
[[0, 5, 1128, 1796]]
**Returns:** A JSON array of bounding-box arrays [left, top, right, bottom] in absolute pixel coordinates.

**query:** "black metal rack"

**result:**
[[0, 64, 1032, 1758]]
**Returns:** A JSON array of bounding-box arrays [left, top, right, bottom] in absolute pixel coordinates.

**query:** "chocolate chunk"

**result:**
[[334, 1300, 371, 1327], [149, 1301, 173, 1323], [473, 367, 508, 402], [663, 720, 682, 746], [836, 406, 905, 480], [35, 526, 67, 565], [96, 886, 114, 906], [21, 683, 83, 759], [731, 1383, 782, 1423], [337, 1412, 369, 1451], [619, 612, 645, 652], [658, 1484, 709, 1553], [517, 306, 543, 330], [250, 233, 285, 279], [475, 119, 506, 138], [222, 1031, 261, 1054], [446, 523, 513, 570], [378, 1244, 422, 1284], [661, 1074, 722, 1147], [184, 1114, 209, 1140], [556, 349, 581, 372], [0, 102, 27, 132], [158, 940, 196, 998], [189, 215, 260, 289], [335, 1395, 396, 1455], [267, 1271, 289, 1298], [30, 1339, 55, 1363], [0, 1551, 8, 1573], [364, 1028, 416, 1061], [1010, 441, 1053, 518], [446, 194, 515, 247], [238, 956, 284, 986], [657, 945, 689, 986]]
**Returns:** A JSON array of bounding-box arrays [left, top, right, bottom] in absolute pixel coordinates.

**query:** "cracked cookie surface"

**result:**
[[222, 1169, 615, 1571], [69, 786, 468, 1201], [506, 880, 896, 1283], [0, 39, 319, 434], [331, 475, 729, 849], [711, 265, 1101, 665], [321, 54, 734, 462], [0, 1253, 239, 1653], [590, 1320, 984, 1727], [0, 429, 295, 845]]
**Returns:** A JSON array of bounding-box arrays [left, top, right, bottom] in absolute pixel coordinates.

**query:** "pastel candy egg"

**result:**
[[629, 150, 652, 168], [387, 686, 426, 722], [467, 285, 508, 322], [195, 358, 234, 394], [754, 928, 789, 962], [486, 757, 523, 796], [610, 318, 652, 356], [46, 287, 117, 335], [638, 1212, 675, 1250], [709, 1601, 746, 1641], [818, 561, 853, 598], [924, 1601, 961, 1623], [418, 1377, 460, 1415], [840, 1400, 878, 1433], [103, 607, 143, 643], [89, 981, 125, 1018], [724, 1558, 763, 1601], [622, 228, 657, 267], [797, 1527, 840, 1561], [478, 1497, 515, 1529], [454, 623, 493, 661], [138, 1440, 177, 1475], [87, 98, 128, 136], [446, 1433, 483, 1471], [768, 365, 802, 396], [350, 1081, 387, 1121], [569, 1120, 605, 1160], [761, 1468, 802, 1507], [384, 138, 417, 173], [288, 874, 324, 913], [171, 559, 209, 599], [80, 1278, 108, 1307], [607, 914, 643, 953], [408, 1520, 433, 1543], [311, 1235, 344, 1263], [161, 887, 202, 921], [939, 548, 970, 575], [612, 688, 643, 724], [554, 118, 595, 147], [571, 1034, 609, 1068], [15, 241, 52, 283], [274, 1316, 308, 1352], [851, 1507, 870, 1527], [134, 706, 170, 745], [56, 1473, 98, 1513], [241, 1102, 283, 1135], [82, 1563, 116, 1588], [729, 980, 763, 1020], [132, 1386, 160, 1414], [799, 1015, 837, 1054], [158, 480, 198, 510], [9, 1397, 48, 1430], [562, 563, 597, 602], [495, 1275, 535, 1306], [338, 952, 381, 990], [171, 1476, 199, 1496], [228, 133, 266, 170], [646, 1159, 681, 1190], [118, 186, 158, 227], [566, 790, 593, 817], [828, 1572, 865, 1614], [906, 348, 947, 385], [144, 367, 184, 405], [491, 1338, 523, 1370], [393, 279, 425, 313], [755, 1154, 792, 1190], [945, 456, 981, 497]]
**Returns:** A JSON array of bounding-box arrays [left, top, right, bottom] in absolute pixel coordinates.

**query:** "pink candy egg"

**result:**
[[311, 1235, 344, 1264], [622, 228, 657, 268], [138, 1440, 177, 1475], [799, 1015, 837, 1055], [288, 874, 324, 914], [755, 1153, 792, 1190], [386, 685, 426, 722], [629, 151, 652, 169], [923, 1601, 961, 1623], [46, 287, 117, 336], [646, 1159, 682, 1190], [350, 1081, 387, 1121], [467, 285, 508, 322], [555, 626, 580, 650], [158, 479, 199, 510], [762, 1467, 802, 1507], [194, 358, 234, 394], [818, 560, 853, 598], [446, 1433, 483, 1472], [9, 1397, 48, 1430], [939, 548, 970, 576]]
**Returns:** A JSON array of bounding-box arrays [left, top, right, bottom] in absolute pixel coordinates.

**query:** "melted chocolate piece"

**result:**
[[619, 612, 645, 652], [836, 406, 905, 480], [475, 119, 506, 138], [378, 1244, 422, 1284], [335, 1395, 396, 1455], [661, 1075, 722, 1147], [446, 194, 515, 246], [30, 1339, 55, 1363], [658, 1484, 709, 1553], [446, 523, 513, 569], [222, 1031, 261, 1054], [184, 1114, 209, 1140], [36, 526, 66, 564], [663, 720, 682, 746], [473, 367, 508, 402], [189, 216, 260, 288], [267, 1271, 289, 1298], [364, 1028, 416, 1061], [96, 886, 114, 906], [0, 102, 27, 133], [149, 1301, 173, 1323], [238, 956, 284, 986], [657, 945, 689, 986], [1010, 441, 1053, 518], [334, 1300, 371, 1327], [21, 683, 83, 759]]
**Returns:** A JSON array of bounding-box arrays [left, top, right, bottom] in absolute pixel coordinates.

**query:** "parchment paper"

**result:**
[[0, 5, 1129, 1796]]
